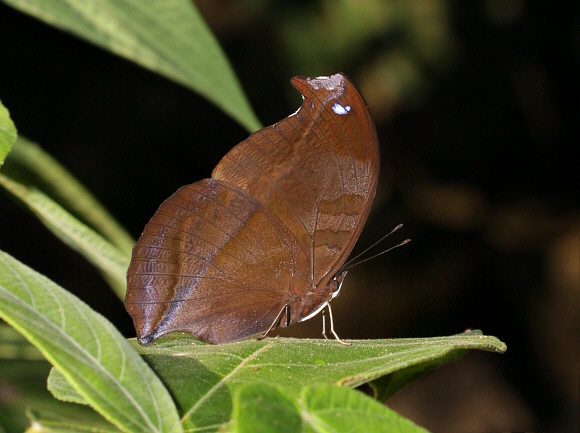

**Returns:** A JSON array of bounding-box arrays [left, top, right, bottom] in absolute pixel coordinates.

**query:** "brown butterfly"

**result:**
[[125, 74, 379, 345]]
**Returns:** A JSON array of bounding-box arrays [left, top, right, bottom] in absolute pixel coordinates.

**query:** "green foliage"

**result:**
[[5, 137, 135, 254], [233, 384, 302, 433], [0, 251, 181, 432], [1, 0, 261, 132], [0, 174, 129, 298], [45, 332, 504, 431], [0, 2, 507, 432], [233, 383, 430, 433], [0, 99, 17, 166]]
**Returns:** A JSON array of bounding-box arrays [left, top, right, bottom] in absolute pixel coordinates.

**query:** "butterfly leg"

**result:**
[[322, 309, 328, 339], [325, 304, 351, 346], [257, 304, 289, 341]]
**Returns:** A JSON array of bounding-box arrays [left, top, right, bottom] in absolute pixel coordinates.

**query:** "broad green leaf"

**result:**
[[0, 98, 17, 166], [233, 384, 301, 433], [0, 250, 182, 433], [0, 174, 128, 299], [2, 0, 261, 132], [49, 333, 505, 431], [4, 137, 135, 255], [232, 383, 428, 433], [299, 385, 428, 432]]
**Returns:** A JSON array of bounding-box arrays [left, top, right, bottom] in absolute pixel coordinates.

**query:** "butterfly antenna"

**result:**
[[340, 238, 410, 273], [339, 224, 408, 273]]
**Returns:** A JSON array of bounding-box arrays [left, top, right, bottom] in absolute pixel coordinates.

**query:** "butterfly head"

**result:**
[[329, 270, 348, 300]]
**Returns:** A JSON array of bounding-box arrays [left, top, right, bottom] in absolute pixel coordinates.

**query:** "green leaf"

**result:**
[[49, 333, 505, 431], [0, 250, 182, 433], [2, 0, 261, 132], [4, 137, 135, 255], [232, 383, 428, 433], [0, 98, 17, 166], [0, 328, 111, 431], [233, 384, 301, 433], [299, 385, 428, 432], [25, 407, 121, 432], [0, 174, 129, 299], [47, 367, 88, 406], [368, 329, 491, 402]]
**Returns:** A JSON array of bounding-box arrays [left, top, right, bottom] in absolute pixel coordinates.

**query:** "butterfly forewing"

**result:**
[[212, 74, 379, 285]]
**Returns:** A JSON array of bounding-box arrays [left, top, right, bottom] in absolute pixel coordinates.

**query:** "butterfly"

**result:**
[[125, 73, 379, 345]]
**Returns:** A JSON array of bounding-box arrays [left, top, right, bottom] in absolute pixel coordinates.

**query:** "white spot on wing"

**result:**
[[332, 103, 351, 115], [308, 73, 345, 90]]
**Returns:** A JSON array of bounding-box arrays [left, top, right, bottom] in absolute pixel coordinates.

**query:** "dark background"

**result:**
[[0, 1, 577, 431]]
